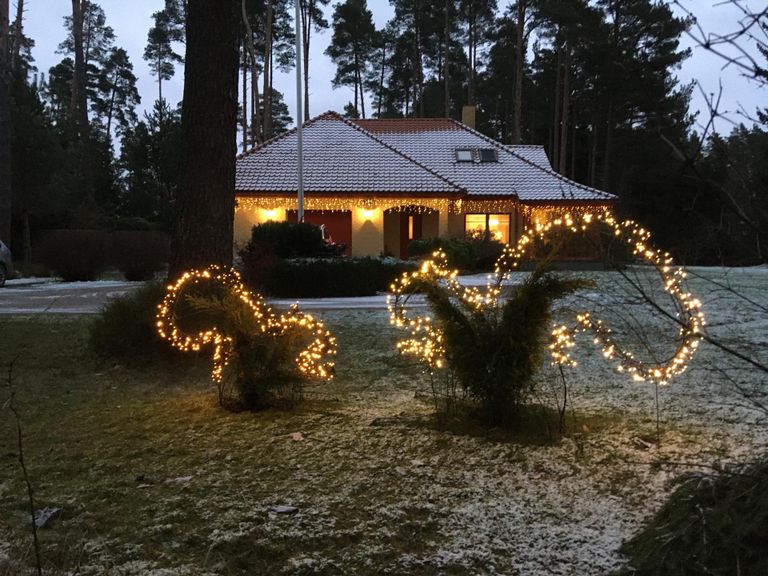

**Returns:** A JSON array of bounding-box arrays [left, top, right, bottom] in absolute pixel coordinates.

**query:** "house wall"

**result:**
[[233, 207, 286, 248], [351, 207, 383, 257]]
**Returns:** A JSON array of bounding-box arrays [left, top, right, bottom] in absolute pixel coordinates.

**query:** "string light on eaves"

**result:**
[[389, 211, 706, 388], [156, 265, 336, 385]]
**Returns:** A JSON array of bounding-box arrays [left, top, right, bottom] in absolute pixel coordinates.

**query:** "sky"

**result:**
[[22, 0, 766, 137]]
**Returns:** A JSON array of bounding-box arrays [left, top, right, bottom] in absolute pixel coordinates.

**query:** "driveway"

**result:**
[[0, 279, 140, 314]]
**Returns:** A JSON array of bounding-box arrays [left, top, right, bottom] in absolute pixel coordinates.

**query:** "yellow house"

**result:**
[[235, 112, 615, 258]]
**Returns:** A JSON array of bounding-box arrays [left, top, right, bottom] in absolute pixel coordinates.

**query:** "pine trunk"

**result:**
[[241, 0, 262, 145], [241, 48, 248, 152], [169, 0, 240, 278], [552, 42, 561, 171], [602, 99, 613, 190], [70, 0, 89, 137], [559, 45, 569, 175], [262, 0, 273, 139], [0, 0, 11, 246], [301, 1, 311, 121], [512, 0, 525, 144], [443, 0, 450, 117]]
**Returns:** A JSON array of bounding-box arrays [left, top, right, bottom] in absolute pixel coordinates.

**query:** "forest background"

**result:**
[[1, 0, 766, 269]]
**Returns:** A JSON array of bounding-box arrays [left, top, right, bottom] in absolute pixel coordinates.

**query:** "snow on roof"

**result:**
[[236, 112, 615, 203], [505, 145, 553, 171], [237, 113, 463, 196]]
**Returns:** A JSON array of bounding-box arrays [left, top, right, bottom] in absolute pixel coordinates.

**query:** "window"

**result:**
[[479, 148, 498, 163], [408, 215, 415, 240], [464, 213, 511, 244], [455, 148, 474, 162]]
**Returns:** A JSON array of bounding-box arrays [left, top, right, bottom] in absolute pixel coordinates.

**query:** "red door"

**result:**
[[287, 210, 352, 256], [399, 212, 423, 259]]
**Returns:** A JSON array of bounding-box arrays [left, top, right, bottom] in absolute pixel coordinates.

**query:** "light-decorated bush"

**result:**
[[157, 266, 336, 411], [391, 253, 587, 426]]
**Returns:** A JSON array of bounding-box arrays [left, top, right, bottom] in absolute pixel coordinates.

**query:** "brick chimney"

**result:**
[[461, 105, 476, 129]]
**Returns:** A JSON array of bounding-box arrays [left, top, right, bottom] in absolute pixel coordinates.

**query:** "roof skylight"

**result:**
[[479, 148, 498, 163], [455, 149, 473, 162]]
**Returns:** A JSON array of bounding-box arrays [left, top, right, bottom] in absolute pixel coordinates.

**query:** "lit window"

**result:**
[[488, 214, 510, 244], [479, 148, 498, 162], [455, 149, 474, 162], [465, 214, 486, 239], [464, 213, 511, 244], [408, 215, 414, 240]]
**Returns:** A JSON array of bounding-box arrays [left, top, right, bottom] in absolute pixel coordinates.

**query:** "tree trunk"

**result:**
[[70, 0, 89, 137], [241, 0, 262, 145], [377, 40, 386, 117], [443, 0, 450, 117], [106, 79, 116, 138], [169, 0, 240, 278], [602, 98, 613, 190], [301, 0, 311, 121], [241, 48, 248, 152], [262, 0, 273, 139], [559, 44, 569, 175], [512, 0, 525, 144], [552, 41, 561, 171], [0, 0, 11, 246], [10, 0, 22, 69]]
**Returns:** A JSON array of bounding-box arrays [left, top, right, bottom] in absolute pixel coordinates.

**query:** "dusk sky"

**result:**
[[23, 0, 766, 136]]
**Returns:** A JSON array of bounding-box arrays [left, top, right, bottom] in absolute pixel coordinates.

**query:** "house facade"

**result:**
[[235, 112, 615, 258]]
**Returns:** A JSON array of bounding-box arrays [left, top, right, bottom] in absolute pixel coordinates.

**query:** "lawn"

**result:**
[[1, 267, 766, 575]]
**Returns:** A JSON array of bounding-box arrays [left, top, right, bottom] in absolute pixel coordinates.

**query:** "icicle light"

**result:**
[[389, 211, 705, 386], [156, 266, 336, 384]]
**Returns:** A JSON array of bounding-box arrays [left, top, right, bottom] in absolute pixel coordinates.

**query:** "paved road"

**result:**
[[0, 273, 494, 315], [0, 280, 140, 314]]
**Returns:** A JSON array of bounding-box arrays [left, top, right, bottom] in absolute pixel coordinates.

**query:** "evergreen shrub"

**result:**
[[618, 458, 768, 575], [415, 260, 588, 426], [246, 220, 344, 258], [90, 282, 171, 359], [408, 236, 504, 271]]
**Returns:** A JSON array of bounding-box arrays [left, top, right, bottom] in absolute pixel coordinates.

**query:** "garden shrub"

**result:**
[[246, 220, 343, 258], [410, 259, 589, 426], [37, 229, 109, 281], [617, 458, 768, 576], [90, 282, 171, 359], [109, 230, 170, 281], [263, 257, 416, 298], [408, 236, 503, 271]]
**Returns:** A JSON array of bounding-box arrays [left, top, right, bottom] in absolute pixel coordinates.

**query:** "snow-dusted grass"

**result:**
[[0, 267, 766, 575]]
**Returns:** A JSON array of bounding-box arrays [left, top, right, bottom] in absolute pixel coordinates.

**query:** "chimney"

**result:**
[[461, 105, 476, 130]]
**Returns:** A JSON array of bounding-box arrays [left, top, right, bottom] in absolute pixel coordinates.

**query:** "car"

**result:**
[[0, 240, 13, 287]]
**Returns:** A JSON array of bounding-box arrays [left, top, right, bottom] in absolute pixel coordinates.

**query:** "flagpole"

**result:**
[[294, 0, 304, 223]]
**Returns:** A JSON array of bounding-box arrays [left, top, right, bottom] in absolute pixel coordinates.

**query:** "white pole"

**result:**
[[294, 0, 304, 223]]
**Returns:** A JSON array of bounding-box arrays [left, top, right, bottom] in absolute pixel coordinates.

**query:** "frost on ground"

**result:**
[[0, 267, 766, 575]]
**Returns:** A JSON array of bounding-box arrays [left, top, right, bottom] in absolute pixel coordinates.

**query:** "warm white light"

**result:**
[[360, 208, 376, 220]]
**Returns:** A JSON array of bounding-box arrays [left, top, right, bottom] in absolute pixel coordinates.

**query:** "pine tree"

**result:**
[[325, 0, 376, 119], [143, 0, 184, 104]]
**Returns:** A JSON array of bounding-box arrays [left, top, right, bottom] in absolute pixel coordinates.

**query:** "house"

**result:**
[[235, 111, 616, 258]]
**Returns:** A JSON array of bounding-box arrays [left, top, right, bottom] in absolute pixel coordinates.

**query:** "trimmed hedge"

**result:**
[[110, 230, 170, 281], [36, 229, 170, 281], [38, 230, 110, 281], [263, 257, 417, 298]]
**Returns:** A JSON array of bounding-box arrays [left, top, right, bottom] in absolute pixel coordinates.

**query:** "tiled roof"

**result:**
[[236, 112, 615, 203], [361, 119, 614, 202], [506, 145, 553, 171], [355, 118, 460, 133], [236, 112, 463, 195]]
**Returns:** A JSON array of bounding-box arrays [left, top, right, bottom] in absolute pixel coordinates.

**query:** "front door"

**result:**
[[399, 212, 423, 259]]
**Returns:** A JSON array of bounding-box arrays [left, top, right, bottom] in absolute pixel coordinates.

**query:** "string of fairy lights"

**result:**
[[235, 194, 612, 217], [389, 211, 706, 386], [156, 266, 336, 386]]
